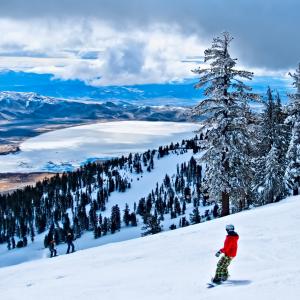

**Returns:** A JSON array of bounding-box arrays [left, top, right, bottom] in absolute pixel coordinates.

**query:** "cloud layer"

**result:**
[[0, 0, 299, 85]]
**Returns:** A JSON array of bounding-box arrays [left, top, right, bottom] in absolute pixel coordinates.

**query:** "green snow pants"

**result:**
[[215, 255, 232, 280]]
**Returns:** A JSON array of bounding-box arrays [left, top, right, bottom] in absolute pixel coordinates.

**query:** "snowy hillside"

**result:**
[[0, 148, 199, 267], [1, 196, 299, 300]]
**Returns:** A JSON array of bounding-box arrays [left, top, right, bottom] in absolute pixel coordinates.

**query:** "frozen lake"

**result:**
[[0, 121, 199, 173]]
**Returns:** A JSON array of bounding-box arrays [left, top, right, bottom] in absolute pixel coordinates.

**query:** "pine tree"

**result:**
[[123, 204, 130, 226], [260, 87, 276, 154], [89, 205, 97, 230], [30, 222, 35, 242], [212, 203, 219, 218], [137, 198, 146, 216], [273, 92, 290, 169], [182, 200, 186, 214], [192, 32, 259, 215], [190, 207, 201, 224], [180, 216, 189, 227], [141, 214, 162, 236], [102, 217, 109, 235], [130, 212, 137, 226], [174, 197, 181, 215], [7, 238, 11, 250], [11, 237, 16, 249], [254, 89, 289, 204], [285, 63, 300, 195], [111, 205, 121, 234]]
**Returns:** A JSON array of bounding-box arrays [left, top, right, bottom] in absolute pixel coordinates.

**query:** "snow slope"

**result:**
[[1, 196, 300, 300]]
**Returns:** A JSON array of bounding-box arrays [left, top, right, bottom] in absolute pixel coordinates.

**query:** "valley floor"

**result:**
[[0, 118, 94, 155], [1, 196, 299, 300], [0, 172, 54, 194], [0, 120, 198, 173]]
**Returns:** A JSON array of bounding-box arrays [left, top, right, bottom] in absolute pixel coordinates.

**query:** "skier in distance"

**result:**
[[66, 231, 75, 254], [49, 238, 57, 258]]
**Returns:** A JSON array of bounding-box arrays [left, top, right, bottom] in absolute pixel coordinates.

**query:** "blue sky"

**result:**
[[0, 70, 293, 106]]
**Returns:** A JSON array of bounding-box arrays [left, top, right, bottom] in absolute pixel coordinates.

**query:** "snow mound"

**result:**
[[1, 196, 300, 300]]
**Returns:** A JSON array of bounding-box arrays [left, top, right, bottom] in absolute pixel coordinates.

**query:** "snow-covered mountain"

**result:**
[[1, 195, 299, 300], [0, 91, 189, 121]]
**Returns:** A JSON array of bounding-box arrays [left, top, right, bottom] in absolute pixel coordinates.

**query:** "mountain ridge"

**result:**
[[0, 91, 190, 122]]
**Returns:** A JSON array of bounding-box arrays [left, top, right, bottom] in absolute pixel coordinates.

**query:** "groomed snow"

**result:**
[[1, 196, 300, 300], [0, 121, 198, 173]]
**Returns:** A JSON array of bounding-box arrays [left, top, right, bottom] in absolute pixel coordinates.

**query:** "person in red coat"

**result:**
[[212, 224, 239, 284]]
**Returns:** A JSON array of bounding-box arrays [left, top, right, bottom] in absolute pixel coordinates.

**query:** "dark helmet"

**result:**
[[225, 224, 234, 232]]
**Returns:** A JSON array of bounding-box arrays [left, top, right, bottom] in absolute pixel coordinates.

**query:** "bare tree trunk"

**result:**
[[221, 191, 230, 216], [221, 149, 230, 216]]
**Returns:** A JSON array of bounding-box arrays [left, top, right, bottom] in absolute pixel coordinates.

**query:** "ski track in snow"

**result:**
[[0, 196, 300, 299]]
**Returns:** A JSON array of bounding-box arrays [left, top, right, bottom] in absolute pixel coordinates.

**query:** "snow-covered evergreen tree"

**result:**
[[285, 63, 300, 195], [254, 89, 289, 204], [192, 32, 259, 216], [252, 88, 274, 190]]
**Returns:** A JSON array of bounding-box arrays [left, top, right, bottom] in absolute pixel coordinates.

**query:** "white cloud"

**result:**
[[0, 19, 207, 85], [0, 17, 292, 86]]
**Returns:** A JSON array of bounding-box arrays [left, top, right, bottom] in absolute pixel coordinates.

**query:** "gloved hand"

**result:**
[[215, 250, 221, 257]]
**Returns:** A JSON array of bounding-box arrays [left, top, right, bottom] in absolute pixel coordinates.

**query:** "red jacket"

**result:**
[[220, 232, 239, 257]]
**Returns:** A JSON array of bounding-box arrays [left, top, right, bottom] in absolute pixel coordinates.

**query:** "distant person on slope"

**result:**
[[49, 238, 57, 258], [66, 231, 75, 254], [212, 224, 239, 284]]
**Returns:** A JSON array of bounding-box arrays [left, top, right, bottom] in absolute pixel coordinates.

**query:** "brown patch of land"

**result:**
[[0, 172, 56, 194], [0, 144, 20, 155]]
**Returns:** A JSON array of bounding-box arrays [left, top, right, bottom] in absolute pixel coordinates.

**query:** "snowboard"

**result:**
[[207, 277, 227, 288], [207, 282, 222, 288], [208, 279, 251, 288]]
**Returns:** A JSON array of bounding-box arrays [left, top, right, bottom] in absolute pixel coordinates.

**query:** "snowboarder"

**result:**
[[49, 238, 57, 258], [212, 224, 239, 284], [66, 231, 75, 254]]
